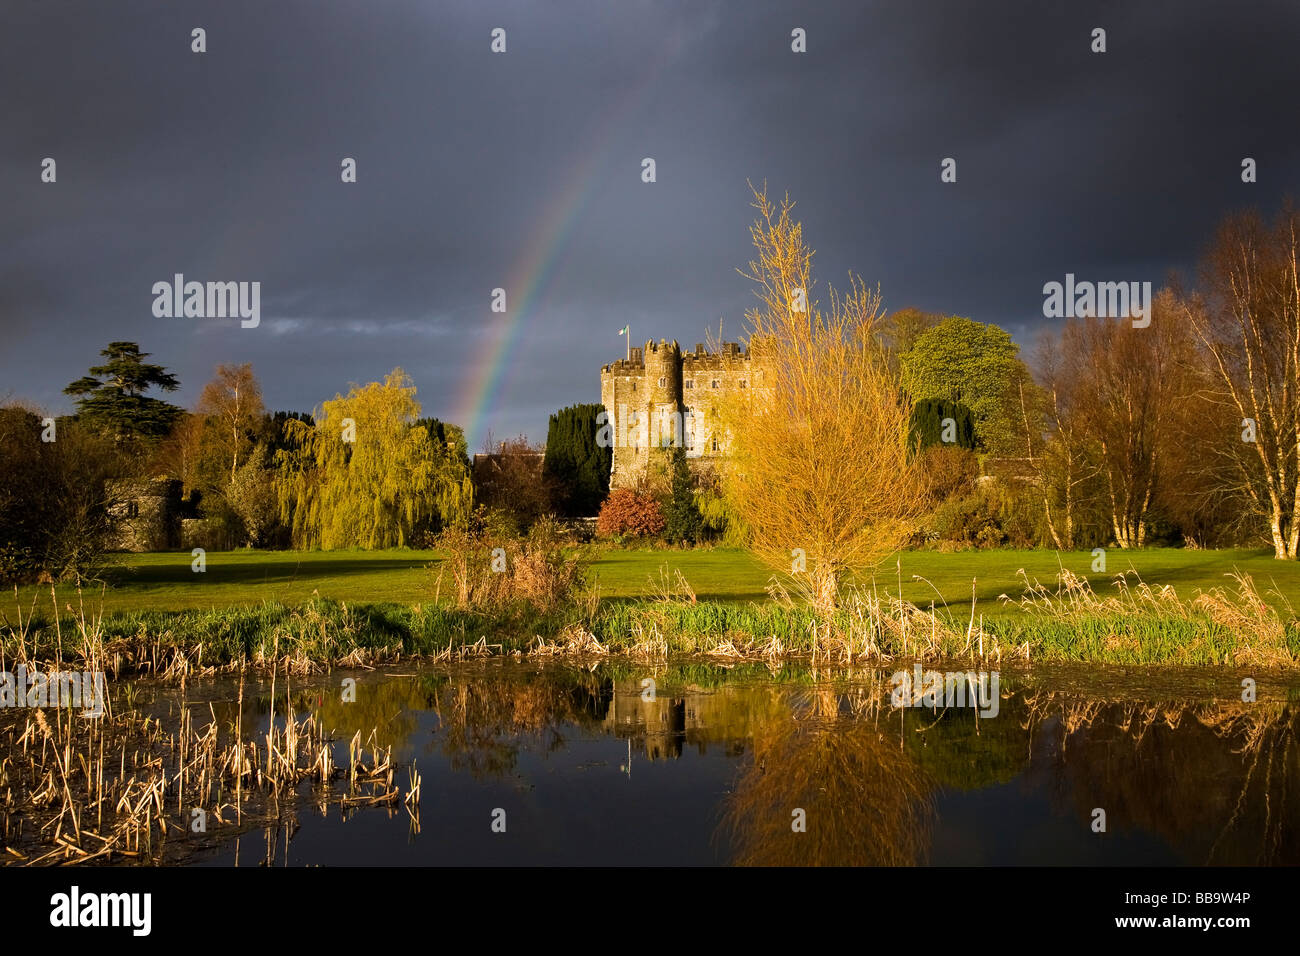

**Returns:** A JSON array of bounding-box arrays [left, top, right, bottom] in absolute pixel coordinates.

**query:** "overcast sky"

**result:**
[[4, 0, 1299, 448]]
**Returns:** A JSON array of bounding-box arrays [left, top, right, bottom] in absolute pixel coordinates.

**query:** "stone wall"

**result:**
[[106, 479, 183, 551], [600, 338, 767, 489]]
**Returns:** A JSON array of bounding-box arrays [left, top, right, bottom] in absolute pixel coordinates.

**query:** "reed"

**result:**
[[996, 568, 1297, 666], [0, 670, 418, 865], [4, 569, 1297, 672]]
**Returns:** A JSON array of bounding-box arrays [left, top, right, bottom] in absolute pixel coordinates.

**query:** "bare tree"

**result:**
[[1060, 293, 1195, 549], [1156, 336, 1253, 549], [878, 306, 944, 370], [715, 185, 926, 613], [197, 363, 265, 484], [472, 434, 553, 532], [152, 411, 205, 487], [1185, 205, 1300, 559], [1033, 333, 1101, 549]]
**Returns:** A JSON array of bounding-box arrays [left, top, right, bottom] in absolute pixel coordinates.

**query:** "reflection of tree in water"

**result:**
[[434, 669, 611, 778], [300, 680, 435, 747], [205, 665, 1300, 864], [197, 680, 434, 752], [213, 668, 614, 780], [1200, 704, 1299, 863], [721, 680, 935, 866], [1023, 693, 1300, 864]]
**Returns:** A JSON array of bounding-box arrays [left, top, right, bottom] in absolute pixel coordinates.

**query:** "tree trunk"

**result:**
[[1043, 498, 1064, 550], [811, 565, 840, 618]]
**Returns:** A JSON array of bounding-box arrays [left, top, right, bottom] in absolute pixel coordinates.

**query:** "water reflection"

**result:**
[[1021, 692, 1300, 865], [169, 663, 1300, 866], [720, 679, 936, 865]]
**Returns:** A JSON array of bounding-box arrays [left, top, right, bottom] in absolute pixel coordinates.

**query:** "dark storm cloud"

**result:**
[[3, 0, 1299, 445]]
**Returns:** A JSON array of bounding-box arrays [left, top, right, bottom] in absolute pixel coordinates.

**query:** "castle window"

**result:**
[[711, 380, 720, 389], [126, 501, 139, 519], [658, 376, 666, 387], [631, 382, 636, 392], [739, 380, 747, 388], [711, 437, 720, 452], [684, 380, 693, 389]]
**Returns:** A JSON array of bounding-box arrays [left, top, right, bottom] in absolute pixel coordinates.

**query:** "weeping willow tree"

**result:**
[[713, 184, 926, 613], [276, 369, 472, 549]]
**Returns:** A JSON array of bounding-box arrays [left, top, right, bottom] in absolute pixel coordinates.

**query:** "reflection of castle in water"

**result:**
[[602, 681, 748, 761]]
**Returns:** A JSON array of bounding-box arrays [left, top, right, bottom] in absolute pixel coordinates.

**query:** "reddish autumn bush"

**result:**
[[596, 489, 665, 539]]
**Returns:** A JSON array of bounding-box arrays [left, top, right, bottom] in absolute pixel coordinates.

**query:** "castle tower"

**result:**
[[645, 339, 683, 453], [600, 343, 646, 489]]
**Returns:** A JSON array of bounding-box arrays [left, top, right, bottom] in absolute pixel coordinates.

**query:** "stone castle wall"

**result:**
[[600, 339, 766, 489], [106, 478, 183, 551]]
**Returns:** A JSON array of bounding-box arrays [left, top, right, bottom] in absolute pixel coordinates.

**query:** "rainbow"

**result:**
[[453, 23, 694, 449], [454, 153, 600, 449]]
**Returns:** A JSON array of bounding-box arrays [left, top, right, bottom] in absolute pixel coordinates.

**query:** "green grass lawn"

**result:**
[[8, 546, 1300, 621]]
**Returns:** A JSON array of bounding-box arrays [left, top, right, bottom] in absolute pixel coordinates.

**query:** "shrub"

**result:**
[[0, 406, 129, 583], [509, 516, 591, 613], [930, 480, 1043, 548], [227, 452, 280, 547], [596, 489, 665, 539], [432, 507, 511, 609], [432, 508, 591, 613], [932, 487, 1002, 547], [661, 447, 703, 544], [919, 444, 979, 503]]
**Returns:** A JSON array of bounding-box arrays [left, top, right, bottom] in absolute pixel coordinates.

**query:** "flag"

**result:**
[[618, 325, 629, 335]]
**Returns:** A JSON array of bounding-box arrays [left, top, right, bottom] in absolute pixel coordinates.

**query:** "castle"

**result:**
[[600, 338, 767, 489], [106, 478, 183, 552], [105, 478, 231, 551]]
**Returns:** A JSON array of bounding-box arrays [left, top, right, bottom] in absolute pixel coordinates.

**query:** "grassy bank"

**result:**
[[5, 569, 1298, 675]]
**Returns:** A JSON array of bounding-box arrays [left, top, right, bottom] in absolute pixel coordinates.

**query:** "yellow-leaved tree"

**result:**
[[714, 185, 926, 613], [276, 369, 472, 549]]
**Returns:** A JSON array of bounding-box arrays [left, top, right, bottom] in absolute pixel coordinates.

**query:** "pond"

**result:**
[[123, 661, 1299, 866]]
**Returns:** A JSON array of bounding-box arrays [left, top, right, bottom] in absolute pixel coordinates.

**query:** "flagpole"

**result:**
[[626, 325, 630, 361]]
